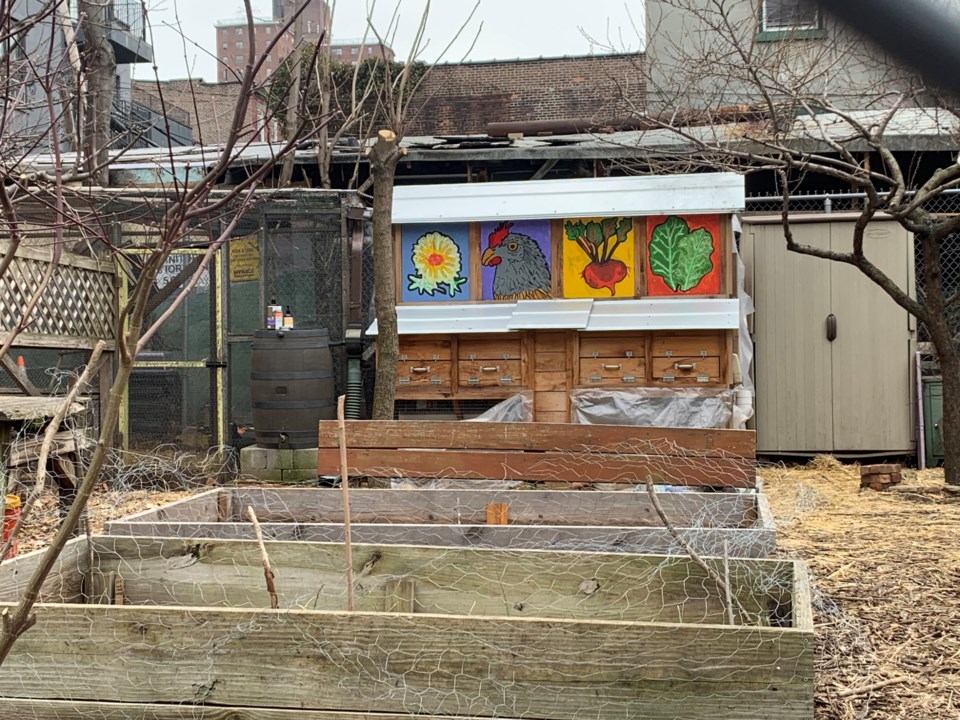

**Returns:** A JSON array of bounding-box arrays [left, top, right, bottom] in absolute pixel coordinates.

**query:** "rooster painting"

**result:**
[[480, 221, 552, 300]]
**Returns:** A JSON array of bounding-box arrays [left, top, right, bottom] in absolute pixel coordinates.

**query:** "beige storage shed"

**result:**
[[741, 216, 916, 455]]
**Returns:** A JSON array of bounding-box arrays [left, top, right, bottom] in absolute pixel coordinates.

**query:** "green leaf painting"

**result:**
[[648, 216, 715, 292]]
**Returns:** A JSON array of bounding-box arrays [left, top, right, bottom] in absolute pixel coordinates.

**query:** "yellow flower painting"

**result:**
[[403, 227, 469, 300]]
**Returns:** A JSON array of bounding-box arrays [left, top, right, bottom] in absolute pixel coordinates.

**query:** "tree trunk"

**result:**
[[368, 130, 400, 420], [919, 228, 960, 485], [80, 0, 116, 186], [278, 0, 304, 188]]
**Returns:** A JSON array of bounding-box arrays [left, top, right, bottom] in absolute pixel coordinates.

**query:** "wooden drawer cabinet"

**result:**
[[651, 332, 724, 385], [579, 357, 645, 386], [459, 336, 522, 361], [398, 338, 452, 362], [579, 334, 645, 360], [397, 360, 452, 389], [459, 359, 522, 387]]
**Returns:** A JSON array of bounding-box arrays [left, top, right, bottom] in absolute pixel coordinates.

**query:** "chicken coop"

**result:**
[[369, 173, 748, 424]]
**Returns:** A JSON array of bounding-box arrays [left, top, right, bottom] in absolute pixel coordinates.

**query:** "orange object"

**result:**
[[15, 356, 24, 368], [3, 494, 20, 559]]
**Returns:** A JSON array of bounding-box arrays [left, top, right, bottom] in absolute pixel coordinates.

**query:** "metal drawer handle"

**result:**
[[602, 363, 622, 370], [480, 365, 501, 373], [411, 367, 430, 374], [674, 363, 696, 370]]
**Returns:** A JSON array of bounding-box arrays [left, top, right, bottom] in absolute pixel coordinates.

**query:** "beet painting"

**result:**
[[562, 216, 635, 298], [400, 223, 471, 302], [645, 214, 722, 296], [480, 220, 552, 300]]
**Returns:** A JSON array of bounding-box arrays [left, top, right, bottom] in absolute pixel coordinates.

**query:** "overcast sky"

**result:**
[[137, 0, 644, 82]]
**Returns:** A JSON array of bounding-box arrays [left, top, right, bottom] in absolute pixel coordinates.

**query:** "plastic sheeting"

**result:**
[[464, 394, 533, 423], [571, 386, 753, 429]]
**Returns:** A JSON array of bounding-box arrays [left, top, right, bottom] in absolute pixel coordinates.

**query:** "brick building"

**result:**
[[407, 53, 643, 137], [132, 79, 273, 146], [330, 39, 395, 63]]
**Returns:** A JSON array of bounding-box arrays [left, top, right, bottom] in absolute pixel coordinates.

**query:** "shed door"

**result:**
[[751, 223, 834, 452], [829, 221, 914, 451]]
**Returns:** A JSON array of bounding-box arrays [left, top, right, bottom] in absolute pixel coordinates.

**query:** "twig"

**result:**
[[837, 675, 910, 699], [337, 395, 355, 611], [645, 475, 750, 624], [246, 506, 279, 609]]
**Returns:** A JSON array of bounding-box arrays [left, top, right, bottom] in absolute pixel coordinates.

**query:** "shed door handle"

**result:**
[[674, 363, 696, 370], [601, 363, 622, 370], [826, 313, 837, 342], [480, 365, 500, 373], [411, 367, 430, 374]]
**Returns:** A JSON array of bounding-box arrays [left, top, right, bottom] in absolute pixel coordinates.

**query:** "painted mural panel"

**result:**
[[645, 214, 722, 296], [479, 220, 552, 301], [400, 223, 471, 302], [562, 216, 635, 298]]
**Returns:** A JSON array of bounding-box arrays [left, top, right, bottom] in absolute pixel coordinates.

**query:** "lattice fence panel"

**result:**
[[0, 246, 116, 344]]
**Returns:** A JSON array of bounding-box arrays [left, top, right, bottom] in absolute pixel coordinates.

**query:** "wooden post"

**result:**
[[337, 396, 355, 611], [485, 503, 509, 525]]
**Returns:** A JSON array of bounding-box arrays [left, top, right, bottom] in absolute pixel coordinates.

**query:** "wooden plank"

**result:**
[[651, 332, 724, 357], [0, 354, 40, 395], [0, 536, 88, 603], [398, 337, 453, 361], [319, 447, 754, 486], [218, 488, 760, 528], [105, 489, 221, 523], [532, 391, 568, 414], [536, 410, 569, 423], [1, 603, 813, 720], [579, 334, 647, 358], [0, 700, 535, 720], [485, 503, 508, 525], [0, 332, 115, 351], [458, 336, 522, 359], [397, 360, 452, 388], [533, 369, 567, 391], [534, 351, 566, 372], [578, 357, 645, 385], [382, 578, 416, 613], [84, 536, 789, 622], [105, 521, 775, 557], [318, 420, 756, 457], [792, 561, 815, 632], [458, 359, 522, 387], [650, 357, 722, 383], [534, 331, 567, 353]]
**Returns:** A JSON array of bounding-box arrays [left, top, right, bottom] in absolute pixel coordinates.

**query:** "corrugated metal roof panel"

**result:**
[[367, 298, 741, 334], [392, 174, 745, 223], [586, 298, 740, 330]]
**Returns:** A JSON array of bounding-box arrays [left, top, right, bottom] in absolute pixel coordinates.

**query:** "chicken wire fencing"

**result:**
[[0, 439, 812, 719]]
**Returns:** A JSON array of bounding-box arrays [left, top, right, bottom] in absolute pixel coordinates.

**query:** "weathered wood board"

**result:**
[[317, 421, 757, 487], [0, 537, 813, 720], [105, 488, 776, 557]]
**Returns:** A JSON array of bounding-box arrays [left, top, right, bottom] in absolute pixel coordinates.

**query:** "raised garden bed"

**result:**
[[0, 535, 812, 719], [105, 487, 776, 557]]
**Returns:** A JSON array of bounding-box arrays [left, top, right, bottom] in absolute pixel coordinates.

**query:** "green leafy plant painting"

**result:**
[[648, 216, 716, 293]]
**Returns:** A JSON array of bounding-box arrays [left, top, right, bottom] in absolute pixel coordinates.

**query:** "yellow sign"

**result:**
[[561, 217, 636, 298], [229, 236, 260, 282]]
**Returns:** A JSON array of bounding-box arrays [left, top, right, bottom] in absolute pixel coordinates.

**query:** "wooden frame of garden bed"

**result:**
[[0, 536, 812, 720], [316, 421, 757, 487], [104, 487, 776, 557]]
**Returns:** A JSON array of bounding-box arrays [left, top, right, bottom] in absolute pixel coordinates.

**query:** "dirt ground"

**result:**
[[761, 460, 960, 719], [11, 461, 960, 718]]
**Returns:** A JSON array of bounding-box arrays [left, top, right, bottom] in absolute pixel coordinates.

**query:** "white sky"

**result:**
[[137, 0, 645, 82]]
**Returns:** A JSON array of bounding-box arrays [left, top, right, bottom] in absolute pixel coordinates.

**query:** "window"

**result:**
[[333, 48, 342, 56], [761, 0, 820, 32], [236, 40, 243, 49], [266, 54, 272, 63], [222, 42, 227, 49], [351, 47, 358, 55], [266, 26, 272, 34], [236, 28, 243, 35], [236, 55, 244, 64], [222, 56, 228, 63]]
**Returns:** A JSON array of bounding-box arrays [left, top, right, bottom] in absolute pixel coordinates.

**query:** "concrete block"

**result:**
[[292, 447, 319, 469], [240, 446, 298, 472], [282, 468, 320, 483]]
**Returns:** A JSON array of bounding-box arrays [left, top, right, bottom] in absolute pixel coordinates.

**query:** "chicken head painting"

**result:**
[[480, 220, 552, 300], [400, 223, 471, 302]]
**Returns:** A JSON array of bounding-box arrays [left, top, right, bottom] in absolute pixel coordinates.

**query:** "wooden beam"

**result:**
[[0, 354, 40, 396], [318, 447, 754, 487], [1, 603, 813, 719], [317, 421, 756, 457]]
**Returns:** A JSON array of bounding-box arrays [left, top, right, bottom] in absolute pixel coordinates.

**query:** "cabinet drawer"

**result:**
[[397, 361, 452, 388], [579, 334, 646, 359], [459, 337, 522, 360], [579, 357, 645, 386], [459, 359, 523, 387], [652, 333, 723, 359], [398, 338, 452, 361], [651, 357, 721, 384]]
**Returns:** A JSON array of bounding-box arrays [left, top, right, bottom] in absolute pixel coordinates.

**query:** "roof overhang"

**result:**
[[367, 298, 741, 335], [391, 173, 745, 223]]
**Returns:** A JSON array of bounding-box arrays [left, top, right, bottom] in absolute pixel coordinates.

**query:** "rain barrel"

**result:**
[[251, 328, 336, 448]]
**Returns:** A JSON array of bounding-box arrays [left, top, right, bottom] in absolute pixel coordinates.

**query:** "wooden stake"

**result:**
[[337, 395, 355, 611], [246, 506, 279, 609]]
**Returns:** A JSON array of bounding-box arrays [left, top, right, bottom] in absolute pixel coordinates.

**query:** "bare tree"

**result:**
[[0, 0, 326, 663], [608, 0, 960, 483]]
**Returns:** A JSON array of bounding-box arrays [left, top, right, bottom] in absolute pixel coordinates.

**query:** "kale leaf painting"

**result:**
[[648, 216, 715, 292], [407, 231, 467, 298]]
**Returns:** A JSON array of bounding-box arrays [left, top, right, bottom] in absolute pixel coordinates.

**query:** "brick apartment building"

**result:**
[[216, 0, 391, 84]]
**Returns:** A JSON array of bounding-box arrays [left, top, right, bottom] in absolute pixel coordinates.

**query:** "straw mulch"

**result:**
[[761, 459, 960, 719]]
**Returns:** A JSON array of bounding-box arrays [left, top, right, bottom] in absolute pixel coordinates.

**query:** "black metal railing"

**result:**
[[107, 1, 146, 41]]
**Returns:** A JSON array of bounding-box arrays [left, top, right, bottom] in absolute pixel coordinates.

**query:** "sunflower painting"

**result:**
[[400, 224, 471, 302]]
